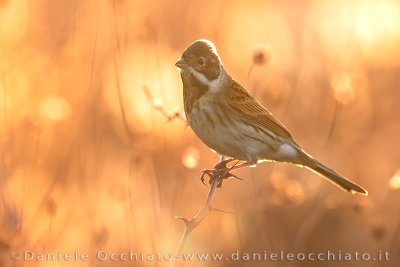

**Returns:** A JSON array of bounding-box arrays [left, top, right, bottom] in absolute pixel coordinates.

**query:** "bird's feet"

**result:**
[[200, 159, 246, 187]]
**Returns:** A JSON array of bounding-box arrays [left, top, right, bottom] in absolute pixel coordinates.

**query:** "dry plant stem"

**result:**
[[176, 179, 219, 254], [175, 159, 244, 257], [142, 85, 186, 122], [247, 63, 255, 95]]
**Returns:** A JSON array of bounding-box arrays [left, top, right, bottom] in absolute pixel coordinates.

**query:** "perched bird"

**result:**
[[175, 39, 367, 195]]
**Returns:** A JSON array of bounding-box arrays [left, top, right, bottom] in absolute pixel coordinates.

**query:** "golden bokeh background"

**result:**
[[1, 0, 400, 266]]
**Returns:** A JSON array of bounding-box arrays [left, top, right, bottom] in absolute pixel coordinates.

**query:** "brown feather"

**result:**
[[226, 79, 294, 140]]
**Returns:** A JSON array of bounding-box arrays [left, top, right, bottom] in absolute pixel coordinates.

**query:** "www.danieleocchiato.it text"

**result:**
[[10, 250, 390, 262]]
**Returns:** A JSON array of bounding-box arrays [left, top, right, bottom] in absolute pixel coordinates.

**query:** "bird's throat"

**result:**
[[182, 71, 209, 113]]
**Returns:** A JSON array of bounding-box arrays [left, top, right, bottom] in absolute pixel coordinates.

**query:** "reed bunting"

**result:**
[[175, 39, 367, 195]]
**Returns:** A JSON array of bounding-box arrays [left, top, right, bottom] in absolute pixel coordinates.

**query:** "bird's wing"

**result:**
[[226, 79, 293, 140]]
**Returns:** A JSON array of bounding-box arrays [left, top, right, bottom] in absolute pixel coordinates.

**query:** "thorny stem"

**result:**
[[173, 159, 244, 267], [176, 178, 219, 254]]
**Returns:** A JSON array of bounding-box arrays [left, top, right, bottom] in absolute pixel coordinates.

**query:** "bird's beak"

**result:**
[[175, 58, 187, 69]]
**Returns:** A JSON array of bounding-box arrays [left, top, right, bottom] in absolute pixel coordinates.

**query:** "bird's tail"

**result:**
[[304, 158, 367, 195]]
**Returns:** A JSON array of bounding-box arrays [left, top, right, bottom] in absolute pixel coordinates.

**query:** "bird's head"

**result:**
[[175, 39, 222, 83]]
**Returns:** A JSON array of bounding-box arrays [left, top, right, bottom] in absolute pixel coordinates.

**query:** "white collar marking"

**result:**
[[187, 64, 223, 93]]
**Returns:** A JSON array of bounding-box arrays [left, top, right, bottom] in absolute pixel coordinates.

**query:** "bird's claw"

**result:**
[[200, 160, 245, 187], [200, 170, 213, 185]]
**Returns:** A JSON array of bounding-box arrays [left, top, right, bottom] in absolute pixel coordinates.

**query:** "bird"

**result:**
[[175, 39, 367, 195]]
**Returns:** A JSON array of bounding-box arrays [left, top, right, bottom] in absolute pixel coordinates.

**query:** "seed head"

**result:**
[[252, 45, 272, 66]]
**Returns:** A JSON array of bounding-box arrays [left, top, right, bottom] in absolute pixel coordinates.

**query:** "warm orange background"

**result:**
[[1, 0, 400, 266]]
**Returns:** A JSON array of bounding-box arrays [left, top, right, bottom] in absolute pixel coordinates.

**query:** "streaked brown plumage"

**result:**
[[176, 39, 367, 195]]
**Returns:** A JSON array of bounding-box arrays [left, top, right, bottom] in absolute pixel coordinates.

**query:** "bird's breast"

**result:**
[[185, 95, 250, 160]]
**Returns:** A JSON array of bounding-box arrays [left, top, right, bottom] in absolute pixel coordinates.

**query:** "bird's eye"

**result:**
[[197, 57, 205, 66]]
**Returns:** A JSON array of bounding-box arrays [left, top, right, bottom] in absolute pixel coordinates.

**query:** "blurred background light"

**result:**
[[389, 169, 400, 190], [39, 95, 70, 121], [181, 146, 200, 169]]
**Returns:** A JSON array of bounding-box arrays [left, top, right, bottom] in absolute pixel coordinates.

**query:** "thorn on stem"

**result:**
[[211, 206, 233, 214], [176, 216, 190, 226]]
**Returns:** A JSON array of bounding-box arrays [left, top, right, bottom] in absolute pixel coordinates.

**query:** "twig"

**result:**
[[175, 178, 219, 254], [173, 160, 248, 262], [142, 85, 186, 122], [171, 159, 245, 267]]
